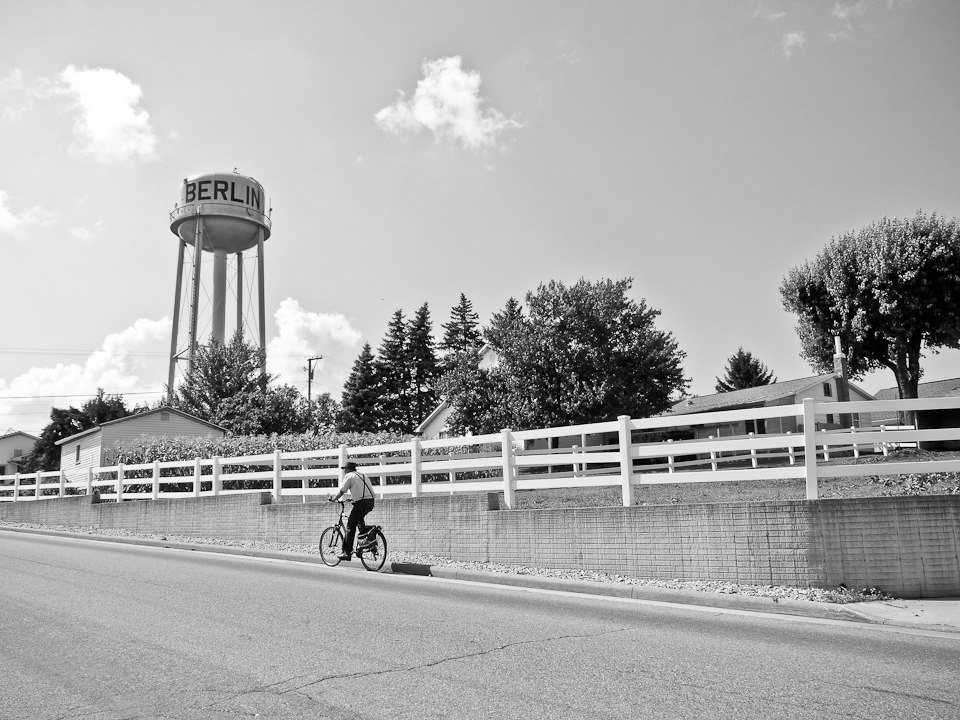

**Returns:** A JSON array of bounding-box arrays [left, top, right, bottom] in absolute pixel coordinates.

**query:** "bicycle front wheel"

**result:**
[[359, 529, 387, 572], [319, 526, 343, 567]]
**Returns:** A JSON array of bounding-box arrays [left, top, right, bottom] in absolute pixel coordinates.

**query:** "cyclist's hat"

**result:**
[[341, 461, 358, 471]]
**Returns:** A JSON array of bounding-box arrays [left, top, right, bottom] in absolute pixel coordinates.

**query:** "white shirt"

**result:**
[[338, 471, 373, 501]]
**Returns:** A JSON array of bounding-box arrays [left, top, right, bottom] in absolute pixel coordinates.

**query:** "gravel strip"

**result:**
[[1, 521, 891, 604]]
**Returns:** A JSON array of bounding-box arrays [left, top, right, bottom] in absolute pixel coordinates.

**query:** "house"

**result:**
[[416, 345, 499, 439], [55, 407, 226, 482], [663, 373, 876, 439], [0, 430, 38, 481], [873, 377, 960, 450]]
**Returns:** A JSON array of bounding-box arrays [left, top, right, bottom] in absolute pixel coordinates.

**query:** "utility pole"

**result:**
[[306, 356, 323, 403]]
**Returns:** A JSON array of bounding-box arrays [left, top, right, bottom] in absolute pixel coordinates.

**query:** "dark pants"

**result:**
[[343, 498, 375, 554]]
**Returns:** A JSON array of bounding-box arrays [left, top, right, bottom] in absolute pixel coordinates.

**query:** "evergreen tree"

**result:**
[[374, 310, 413, 433], [339, 343, 380, 432], [440, 293, 483, 370], [172, 329, 268, 429], [407, 302, 441, 428], [715, 348, 777, 393]]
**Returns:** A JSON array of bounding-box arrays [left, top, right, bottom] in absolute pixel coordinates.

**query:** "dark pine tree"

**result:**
[[339, 343, 380, 432], [407, 302, 441, 428], [715, 348, 777, 393], [374, 309, 413, 434], [440, 293, 483, 370]]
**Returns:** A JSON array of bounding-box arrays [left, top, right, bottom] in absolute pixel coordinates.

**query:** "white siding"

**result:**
[[0, 434, 36, 472], [60, 434, 103, 483]]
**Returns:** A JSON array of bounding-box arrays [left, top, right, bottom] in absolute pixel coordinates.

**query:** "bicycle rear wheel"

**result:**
[[319, 526, 343, 566], [359, 529, 387, 572]]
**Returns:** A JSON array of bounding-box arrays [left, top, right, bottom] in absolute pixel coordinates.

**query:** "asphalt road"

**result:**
[[2, 533, 958, 720]]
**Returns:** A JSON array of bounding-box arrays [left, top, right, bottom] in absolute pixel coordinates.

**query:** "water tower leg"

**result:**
[[212, 249, 227, 343], [188, 216, 204, 375], [236, 251, 243, 337], [257, 228, 266, 373], [167, 239, 186, 400]]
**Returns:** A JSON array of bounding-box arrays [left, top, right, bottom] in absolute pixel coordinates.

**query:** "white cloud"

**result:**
[[754, 6, 787, 21], [375, 56, 521, 152], [56, 65, 158, 164], [0, 318, 171, 434], [0, 189, 54, 238], [70, 221, 104, 242], [265, 298, 363, 395], [781, 31, 807, 58], [832, 1, 869, 22]]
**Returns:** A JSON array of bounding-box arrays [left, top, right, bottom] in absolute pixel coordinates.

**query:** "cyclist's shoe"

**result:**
[[337, 553, 352, 561]]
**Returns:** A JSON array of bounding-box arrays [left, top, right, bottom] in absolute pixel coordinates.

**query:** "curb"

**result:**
[[3, 525, 941, 629], [421, 565, 873, 623]]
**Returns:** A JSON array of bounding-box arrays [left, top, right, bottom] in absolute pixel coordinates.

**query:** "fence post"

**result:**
[[667, 438, 675, 473], [802, 398, 818, 500], [618, 415, 634, 507], [851, 425, 860, 459], [501, 428, 516, 509], [786, 431, 795, 465], [300, 459, 308, 503], [194, 457, 202, 498], [272, 450, 282, 502], [709, 436, 718, 472], [59, 470, 66, 497], [749, 432, 758, 468], [152, 461, 160, 500], [34, 471, 42, 500], [116, 464, 125, 502], [86, 467, 93, 497], [410, 438, 422, 498], [572, 445, 581, 478], [820, 429, 830, 461], [880, 425, 889, 457], [213, 457, 221, 497], [13, 473, 19, 502], [378, 454, 386, 498]]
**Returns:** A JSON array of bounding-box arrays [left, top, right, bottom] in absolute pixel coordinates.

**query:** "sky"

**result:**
[[1, 0, 959, 436]]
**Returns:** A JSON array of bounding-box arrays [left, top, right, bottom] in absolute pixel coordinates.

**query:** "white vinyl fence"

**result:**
[[2, 397, 959, 508]]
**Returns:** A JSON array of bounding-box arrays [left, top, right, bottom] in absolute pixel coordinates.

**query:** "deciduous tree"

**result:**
[[780, 211, 960, 402], [444, 278, 688, 432]]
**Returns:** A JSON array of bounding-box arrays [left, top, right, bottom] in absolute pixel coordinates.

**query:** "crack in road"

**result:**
[[277, 625, 636, 693]]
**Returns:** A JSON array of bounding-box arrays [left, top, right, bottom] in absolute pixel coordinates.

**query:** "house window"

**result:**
[[76, 444, 81, 464], [13, 448, 22, 457], [0, 465, 5, 476], [822, 382, 832, 397], [161, 412, 170, 421], [827, 413, 834, 424]]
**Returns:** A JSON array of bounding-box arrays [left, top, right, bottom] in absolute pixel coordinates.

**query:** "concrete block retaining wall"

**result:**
[[2, 492, 958, 598]]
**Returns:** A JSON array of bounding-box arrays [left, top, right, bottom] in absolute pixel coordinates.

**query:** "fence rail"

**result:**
[[2, 397, 959, 507]]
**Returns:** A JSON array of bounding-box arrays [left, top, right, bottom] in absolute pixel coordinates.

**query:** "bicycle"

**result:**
[[319, 499, 387, 571]]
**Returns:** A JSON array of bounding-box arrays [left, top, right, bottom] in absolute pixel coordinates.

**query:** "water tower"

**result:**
[[167, 171, 272, 395]]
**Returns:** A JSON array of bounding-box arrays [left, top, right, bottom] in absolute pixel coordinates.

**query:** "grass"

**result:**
[[512, 448, 960, 510]]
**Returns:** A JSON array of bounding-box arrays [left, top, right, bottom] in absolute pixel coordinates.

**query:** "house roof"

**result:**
[[54, 406, 227, 446], [0, 430, 39, 443], [415, 399, 450, 435], [666, 373, 863, 415], [874, 377, 960, 401]]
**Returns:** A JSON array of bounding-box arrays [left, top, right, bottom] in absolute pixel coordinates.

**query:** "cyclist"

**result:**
[[330, 460, 375, 561]]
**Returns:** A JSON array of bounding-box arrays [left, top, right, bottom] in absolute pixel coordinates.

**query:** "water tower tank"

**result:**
[[170, 171, 271, 250]]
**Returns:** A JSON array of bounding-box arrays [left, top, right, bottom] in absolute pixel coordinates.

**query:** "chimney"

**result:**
[[833, 336, 852, 427]]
